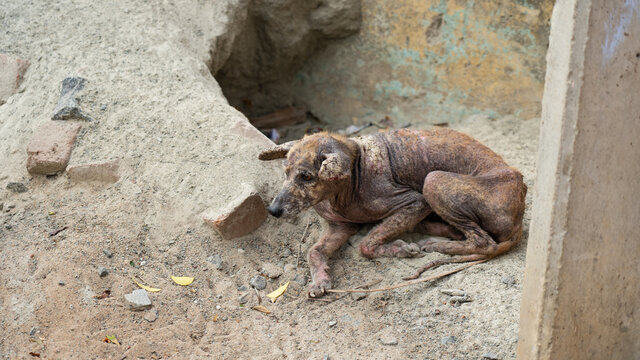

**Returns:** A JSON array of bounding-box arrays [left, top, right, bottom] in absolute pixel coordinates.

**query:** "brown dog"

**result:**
[[259, 128, 526, 297]]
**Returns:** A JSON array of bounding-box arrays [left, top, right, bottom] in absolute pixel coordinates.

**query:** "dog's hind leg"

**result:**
[[405, 169, 526, 279]]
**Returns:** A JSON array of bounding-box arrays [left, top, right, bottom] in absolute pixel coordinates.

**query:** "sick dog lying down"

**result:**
[[259, 128, 526, 298]]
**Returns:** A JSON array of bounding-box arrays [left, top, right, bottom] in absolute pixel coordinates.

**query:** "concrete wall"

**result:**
[[292, 0, 554, 126], [517, 1, 640, 359]]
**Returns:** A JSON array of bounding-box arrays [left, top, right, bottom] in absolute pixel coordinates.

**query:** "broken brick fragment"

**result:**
[[203, 185, 268, 240], [26, 121, 81, 175]]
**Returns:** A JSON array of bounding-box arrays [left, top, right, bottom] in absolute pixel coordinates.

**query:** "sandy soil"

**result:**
[[0, 1, 540, 359]]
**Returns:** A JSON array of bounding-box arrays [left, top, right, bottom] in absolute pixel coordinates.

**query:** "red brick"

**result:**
[[203, 186, 268, 240], [0, 54, 30, 105], [67, 160, 120, 183], [27, 121, 82, 175]]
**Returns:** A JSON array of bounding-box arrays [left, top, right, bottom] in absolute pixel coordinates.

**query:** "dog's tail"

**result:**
[[403, 225, 523, 281]]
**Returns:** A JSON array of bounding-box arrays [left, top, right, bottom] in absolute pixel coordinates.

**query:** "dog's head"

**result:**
[[259, 132, 357, 218]]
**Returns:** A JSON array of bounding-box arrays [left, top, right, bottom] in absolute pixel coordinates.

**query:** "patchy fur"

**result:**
[[259, 129, 526, 297]]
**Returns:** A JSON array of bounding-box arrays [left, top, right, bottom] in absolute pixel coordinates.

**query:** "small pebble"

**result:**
[[144, 309, 158, 323], [281, 248, 292, 257], [7, 203, 16, 209], [441, 336, 457, 345], [379, 334, 398, 346], [323, 355, 330, 360], [103, 249, 113, 258], [440, 289, 466, 297], [207, 254, 223, 270], [328, 320, 337, 327], [350, 292, 367, 301], [6, 182, 28, 193], [5, 224, 12, 230], [449, 295, 472, 305], [239, 293, 250, 304], [502, 275, 516, 287], [433, 309, 441, 315], [249, 275, 267, 290], [98, 267, 108, 277], [124, 289, 152, 311], [261, 263, 283, 279], [283, 263, 296, 273], [29, 327, 37, 336], [237, 285, 249, 292], [483, 352, 499, 360], [237, 248, 245, 254], [58, 281, 65, 286]]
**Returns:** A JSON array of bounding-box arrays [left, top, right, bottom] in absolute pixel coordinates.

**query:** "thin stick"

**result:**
[[296, 220, 311, 269], [326, 259, 487, 294]]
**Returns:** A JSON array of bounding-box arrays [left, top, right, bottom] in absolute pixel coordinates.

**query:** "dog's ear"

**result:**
[[318, 152, 352, 182], [258, 140, 298, 161]]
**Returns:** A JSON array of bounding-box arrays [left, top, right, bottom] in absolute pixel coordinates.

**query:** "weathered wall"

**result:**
[[293, 0, 553, 126], [517, 0, 640, 359]]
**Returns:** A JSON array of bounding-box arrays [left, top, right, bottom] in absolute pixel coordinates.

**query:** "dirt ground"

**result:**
[[1, 1, 540, 359], [1, 114, 538, 360]]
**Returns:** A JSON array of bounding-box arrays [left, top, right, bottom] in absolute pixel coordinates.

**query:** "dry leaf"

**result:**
[[212, 314, 219, 322], [104, 335, 120, 345], [132, 277, 161, 292], [29, 352, 40, 358], [266, 281, 289, 303], [252, 305, 271, 314], [171, 276, 194, 286]]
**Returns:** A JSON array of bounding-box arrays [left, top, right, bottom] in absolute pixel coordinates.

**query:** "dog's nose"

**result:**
[[267, 205, 283, 218]]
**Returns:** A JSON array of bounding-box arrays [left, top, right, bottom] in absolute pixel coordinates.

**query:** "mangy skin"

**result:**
[[259, 128, 527, 297]]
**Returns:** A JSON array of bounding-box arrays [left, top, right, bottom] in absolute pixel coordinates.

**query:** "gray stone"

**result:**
[[29, 327, 37, 336], [238, 293, 250, 304], [237, 285, 249, 292], [449, 295, 472, 305], [6, 182, 28, 193], [350, 292, 367, 301], [103, 249, 113, 258], [501, 275, 516, 287], [52, 77, 93, 121], [261, 262, 283, 279], [440, 289, 466, 297], [98, 267, 108, 277], [323, 355, 329, 360], [249, 275, 267, 290], [379, 334, 398, 346], [441, 336, 457, 345], [483, 352, 499, 360], [207, 254, 223, 270], [124, 289, 152, 311], [328, 320, 337, 327], [144, 309, 158, 322], [58, 281, 65, 286], [281, 248, 292, 257]]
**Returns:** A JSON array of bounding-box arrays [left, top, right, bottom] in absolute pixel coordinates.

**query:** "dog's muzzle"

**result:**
[[267, 204, 284, 218]]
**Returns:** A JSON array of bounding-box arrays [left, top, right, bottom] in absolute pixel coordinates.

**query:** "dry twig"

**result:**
[[326, 260, 487, 294]]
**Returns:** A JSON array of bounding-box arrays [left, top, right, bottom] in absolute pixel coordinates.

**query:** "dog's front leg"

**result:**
[[307, 221, 360, 297]]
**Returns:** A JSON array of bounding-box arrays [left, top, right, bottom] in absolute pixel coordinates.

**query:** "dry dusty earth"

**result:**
[[1, 1, 540, 359]]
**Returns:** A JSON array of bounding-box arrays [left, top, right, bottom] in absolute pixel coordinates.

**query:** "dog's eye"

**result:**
[[299, 173, 313, 182]]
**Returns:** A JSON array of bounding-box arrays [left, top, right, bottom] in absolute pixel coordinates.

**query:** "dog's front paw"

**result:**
[[308, 279, 331, 298], [418, 239, 439, 253]]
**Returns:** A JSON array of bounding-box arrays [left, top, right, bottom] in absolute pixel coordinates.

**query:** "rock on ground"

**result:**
[[26, 121, 81, 175], [124, 289, 152, 311], [202, 184, 268, 240], [0, 53, 29, 105]]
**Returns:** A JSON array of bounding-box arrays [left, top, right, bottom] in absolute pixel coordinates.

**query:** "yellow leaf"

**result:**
[[252, 305, 271, 314], [105, 335, 120, 345], [48, 211, 56, 215], [132, 277, 162, 292], [212, 314, 219, 322], [266, 281, 290, 303], [171, 276, 194, 286]]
